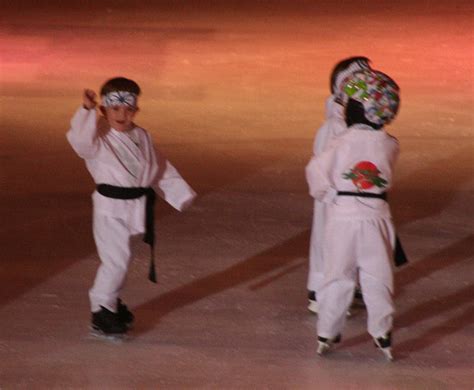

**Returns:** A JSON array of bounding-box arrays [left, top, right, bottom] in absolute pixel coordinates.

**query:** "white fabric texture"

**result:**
[[307, 96, 347, 292], [89, 214, 133, 312], [317, 217, 395, 339], [67, 107, 196, 232], [67, 107, 196, 312], [305, 124, 399, 339], [305, 124, 399, 219]]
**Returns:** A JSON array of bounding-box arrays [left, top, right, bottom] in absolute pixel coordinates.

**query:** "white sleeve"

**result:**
[[313, 120, 331, 155], [152, 147, 197, 211], [305, 140, 339, 203], [66, 107, 99, 159], [324, 95, 336, 119]]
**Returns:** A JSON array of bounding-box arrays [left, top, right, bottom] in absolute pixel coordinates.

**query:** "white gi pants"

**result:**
[[307, 199, 327, 293], [317, 217, 395, 339], [89, 213, 134, 313]]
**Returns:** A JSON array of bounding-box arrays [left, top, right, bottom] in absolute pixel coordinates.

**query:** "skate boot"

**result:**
[[317, 334, 341, 356], [117, 299, 134, 328], [307, 290, 319, 314], [91, 306, 127, 336], [374, 332, 393, 361]]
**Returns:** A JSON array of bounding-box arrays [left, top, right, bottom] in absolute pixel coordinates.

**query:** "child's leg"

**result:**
[[359, 271, 393, 337], [317, 219, 357, 339], [357, 218, 395, 338], [89, 213, 133, 313], [307, 200, 327, 293]]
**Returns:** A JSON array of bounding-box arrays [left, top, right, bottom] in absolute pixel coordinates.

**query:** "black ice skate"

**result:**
[[307, 290, 319, 314], [91, 306, 128, 337], [374, 332, 393, 361], [117, 299, 134, 328], [317, 334, 341, 356]]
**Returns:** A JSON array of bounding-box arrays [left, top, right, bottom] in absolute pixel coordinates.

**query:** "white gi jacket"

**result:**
[[310, 125, 400, 338], [67, 107, 196, 234], [306, 124, 399, 219], [307, 96, 348, 292], [312, 96, 347, 155]]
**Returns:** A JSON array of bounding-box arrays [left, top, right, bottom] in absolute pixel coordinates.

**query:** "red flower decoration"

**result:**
[[343, 161, 388, 190]]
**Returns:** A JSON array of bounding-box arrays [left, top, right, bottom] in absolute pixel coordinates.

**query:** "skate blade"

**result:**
[[380, 347, 394, 361], [88, 328, 129, 343], [317, 341, 331, 356], [308, 300, 319, 314]]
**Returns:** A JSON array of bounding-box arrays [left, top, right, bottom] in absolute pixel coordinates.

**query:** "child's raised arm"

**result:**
[[83, 89, 98, 110], [66, 89, 100, 159]]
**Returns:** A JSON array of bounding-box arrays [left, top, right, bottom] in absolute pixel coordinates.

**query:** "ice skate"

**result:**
[[117, 298, 134, 329], [317, 334, 341, 356], [90, 306, 128, 340], [374, 333, 393, 361], [307, 291, 319, 314]]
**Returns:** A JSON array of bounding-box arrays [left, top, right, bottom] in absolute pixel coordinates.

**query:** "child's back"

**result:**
[[307, 69, 401, 361]]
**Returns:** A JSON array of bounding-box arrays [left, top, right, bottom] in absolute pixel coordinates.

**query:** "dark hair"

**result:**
[[330, 56, 370, 94], [100, 77, 141, 96], [345, 98, 382, 130]]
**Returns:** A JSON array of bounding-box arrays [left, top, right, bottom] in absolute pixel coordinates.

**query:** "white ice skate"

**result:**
[[317, 334, 341, 356], [307, 291, 319, 314], [374, 333, 393, 361], [308, 299, 319, 314], [89, 327, 128, 343]]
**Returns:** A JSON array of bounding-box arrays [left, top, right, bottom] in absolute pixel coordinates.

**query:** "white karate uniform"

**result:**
[[307, 96, 348, 293], [67, 107, 196, 312], [305, 124, 399, 339]]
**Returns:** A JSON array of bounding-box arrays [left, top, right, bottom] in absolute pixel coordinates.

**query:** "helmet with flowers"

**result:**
[[343, 69, 400, 126]]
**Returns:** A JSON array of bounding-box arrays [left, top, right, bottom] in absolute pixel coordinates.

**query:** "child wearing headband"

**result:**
[[67, 77, 196, 337]]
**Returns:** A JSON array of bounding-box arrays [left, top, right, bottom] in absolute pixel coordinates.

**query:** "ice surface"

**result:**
[[1, 1, 473, 388]]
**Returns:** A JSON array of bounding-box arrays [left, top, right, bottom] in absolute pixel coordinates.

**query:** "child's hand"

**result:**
[[83, 89, 97, 109]]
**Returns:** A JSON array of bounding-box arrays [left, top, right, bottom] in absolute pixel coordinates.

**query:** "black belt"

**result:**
[[337, 191, 387, 201], [97, 183, 157, 283], [336, 190, 408, 267]]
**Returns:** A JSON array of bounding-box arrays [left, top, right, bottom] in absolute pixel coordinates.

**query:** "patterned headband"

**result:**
[[101, 91, 138, 108]]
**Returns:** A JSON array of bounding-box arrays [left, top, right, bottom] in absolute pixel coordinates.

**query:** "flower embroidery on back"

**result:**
[[343, 161, 387, 190]]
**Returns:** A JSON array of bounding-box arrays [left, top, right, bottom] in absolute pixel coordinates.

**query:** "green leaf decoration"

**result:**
[[343, 172, 357, 180], [372, 177, 388, 188]]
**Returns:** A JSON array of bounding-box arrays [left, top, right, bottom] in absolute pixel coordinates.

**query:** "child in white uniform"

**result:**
[[306, 70, 401, 360], [67, 77, 196, 335], [307, 57, 372, 313]]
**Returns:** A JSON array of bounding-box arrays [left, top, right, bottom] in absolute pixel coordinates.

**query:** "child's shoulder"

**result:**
[[131, 125, 155, 145], [384, 131, 400, 145], [134, 125, 151, 136]]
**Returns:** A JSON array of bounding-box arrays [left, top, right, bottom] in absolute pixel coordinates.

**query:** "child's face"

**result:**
[[102, 105, 138, 132]]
